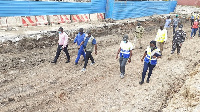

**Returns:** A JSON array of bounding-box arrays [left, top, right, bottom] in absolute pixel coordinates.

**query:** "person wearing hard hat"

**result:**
[[116, 35, 133, 79], [155, 25, 167, 55], [171, 25, 186, 55], [135, 22, 144, 49], [139, 41, 161, 85], [80, 30, 97, 72], [191, 19, 199, 39], [172, 15, 180, 34], [51, 27, 70, 64], [74, 28, 86, 65]]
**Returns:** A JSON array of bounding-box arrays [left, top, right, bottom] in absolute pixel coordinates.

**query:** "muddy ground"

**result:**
[[0, 18, 200, 111]]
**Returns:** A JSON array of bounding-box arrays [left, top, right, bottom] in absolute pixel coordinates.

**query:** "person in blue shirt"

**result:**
[[74, 28, 86, 65], [79, 30, 97, 72], [139, 41, 161, 85]]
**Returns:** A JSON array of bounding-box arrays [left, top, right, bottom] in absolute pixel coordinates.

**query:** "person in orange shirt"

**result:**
[[191, 20, 199, 39]]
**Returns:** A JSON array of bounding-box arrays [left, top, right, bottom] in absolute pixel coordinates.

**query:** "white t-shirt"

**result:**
[[120, 41, 134, 51]]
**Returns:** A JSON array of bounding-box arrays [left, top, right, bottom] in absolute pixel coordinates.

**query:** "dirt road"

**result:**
[[0, 21, 200, 111]]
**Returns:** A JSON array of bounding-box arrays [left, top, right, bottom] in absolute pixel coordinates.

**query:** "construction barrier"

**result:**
[[35, 16, 48, 26], [0, 17, 8, 27], [90, 13, 98, 21], [50, 15, 71, 25], [72, 14, 90, 23], [97, 13, 104, 21], [22, 16, 37, 26], [0, 13, 104, 28]]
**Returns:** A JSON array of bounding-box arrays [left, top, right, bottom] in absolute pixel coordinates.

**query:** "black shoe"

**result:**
[[66, 60, 70, 63], [139, 47, 142, 49], [146, 79, 150, 83], [82, 59, 85, 61], [75, 62, 78, 65], [139, 81, 144, 85], [51, 61, 56, 64]]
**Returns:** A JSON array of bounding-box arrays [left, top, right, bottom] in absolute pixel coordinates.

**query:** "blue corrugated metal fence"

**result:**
[[0, 0, 177, 20], [0, 0, 106, 17], [106, 1, 177, 20]]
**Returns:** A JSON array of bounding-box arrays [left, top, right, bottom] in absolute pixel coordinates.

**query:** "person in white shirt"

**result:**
[[116, 35, 133, 79], [51, 27, 70, 64]]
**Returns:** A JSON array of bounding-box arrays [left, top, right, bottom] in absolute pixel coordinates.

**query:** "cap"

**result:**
[[79, 28, 83, 31], [150, 40, 156, 46], [58, 27, 63, 31], [123, 34, 129, 41]]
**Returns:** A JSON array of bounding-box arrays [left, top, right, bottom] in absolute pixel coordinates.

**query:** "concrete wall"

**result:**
[[178, 0, 200, 6]]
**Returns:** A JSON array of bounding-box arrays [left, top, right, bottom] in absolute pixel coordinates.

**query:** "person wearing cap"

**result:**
[[80, 30, 97, 71], [116, 35, 133, 79], [155, 25, 167, 54], [164, 16, 172, 29], [51, 27, 70, 64], [172, 15, 180, 34], [74, 28, 86, 65], [139, 41, 161, 85], [191, 19, 199, 39], [171, 25, 186, 55], [135, 22, 144, 49]]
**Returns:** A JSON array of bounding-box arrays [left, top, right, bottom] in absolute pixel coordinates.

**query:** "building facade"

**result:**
[[178, 0, 200, 6]]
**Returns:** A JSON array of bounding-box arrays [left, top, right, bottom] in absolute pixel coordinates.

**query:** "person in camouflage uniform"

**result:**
[[135, 22, 144, 49], [171, 25, 186, 55]]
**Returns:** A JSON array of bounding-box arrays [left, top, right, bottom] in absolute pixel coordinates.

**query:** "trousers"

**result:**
[[191, 28, 198, 37], [54, 44, 70, 62], [83, 51, 95, 68], [158, 42, 164, 54], [119, 57, 128, 74], [75, 46, 85, 64], [173, 25, 177, 34], [172, 42, 181, 54], [141, 62, 156, 82]]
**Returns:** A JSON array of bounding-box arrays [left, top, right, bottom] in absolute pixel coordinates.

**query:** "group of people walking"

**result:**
[[51, 27, 97, 72], [116, 14, 186, 85], [51, 14, 187, 85]]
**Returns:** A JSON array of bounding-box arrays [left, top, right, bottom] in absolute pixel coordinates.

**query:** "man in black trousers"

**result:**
[[51, 27, 70, 64]]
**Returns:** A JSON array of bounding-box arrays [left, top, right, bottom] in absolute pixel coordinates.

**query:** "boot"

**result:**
[[139, 81, 144, 85]]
